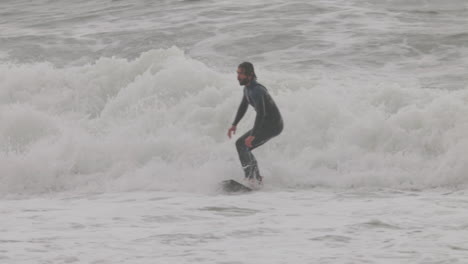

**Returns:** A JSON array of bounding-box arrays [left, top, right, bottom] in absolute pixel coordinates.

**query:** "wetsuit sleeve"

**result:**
[[251, 91, 266, 137], [232, 96, 248, 126]]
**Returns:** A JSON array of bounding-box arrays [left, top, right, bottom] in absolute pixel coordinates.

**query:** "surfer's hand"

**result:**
[[228, 125, 236, 139], [245, 135, 255, 148]]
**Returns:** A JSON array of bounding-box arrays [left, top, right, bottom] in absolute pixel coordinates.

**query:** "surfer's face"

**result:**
[[237, 67, 250, 86]]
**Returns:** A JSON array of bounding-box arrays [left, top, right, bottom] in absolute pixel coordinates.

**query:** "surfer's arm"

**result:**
[[232, 96, 248, 126]]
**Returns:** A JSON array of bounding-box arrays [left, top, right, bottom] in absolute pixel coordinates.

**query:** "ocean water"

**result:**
[[1, 0, 468, 263]]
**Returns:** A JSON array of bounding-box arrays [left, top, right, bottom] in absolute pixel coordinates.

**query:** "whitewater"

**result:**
[[1, 0, 468, 263]]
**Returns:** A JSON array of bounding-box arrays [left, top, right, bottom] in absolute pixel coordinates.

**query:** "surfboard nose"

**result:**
[[221, 180, 252, 193]]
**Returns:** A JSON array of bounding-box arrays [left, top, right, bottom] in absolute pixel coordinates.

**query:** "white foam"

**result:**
[[1, 47, 468, 195]]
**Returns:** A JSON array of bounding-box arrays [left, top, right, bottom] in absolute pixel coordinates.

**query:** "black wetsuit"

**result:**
[[232, 80, 283, 180]]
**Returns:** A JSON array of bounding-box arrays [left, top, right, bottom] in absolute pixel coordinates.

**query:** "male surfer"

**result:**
[[227, 62, 283, 185]]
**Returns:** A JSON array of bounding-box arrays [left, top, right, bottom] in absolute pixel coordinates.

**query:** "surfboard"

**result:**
[[221, 179, 252, 193]]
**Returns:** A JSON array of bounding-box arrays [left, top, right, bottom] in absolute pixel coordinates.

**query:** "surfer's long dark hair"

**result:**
[[238, 62, 257, 80]]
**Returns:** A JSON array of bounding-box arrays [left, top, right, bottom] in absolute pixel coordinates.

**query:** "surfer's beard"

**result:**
[[238, 78, 249, 86]]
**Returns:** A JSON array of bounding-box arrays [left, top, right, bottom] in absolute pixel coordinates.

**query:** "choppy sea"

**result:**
[[1, 0, 468, 263]]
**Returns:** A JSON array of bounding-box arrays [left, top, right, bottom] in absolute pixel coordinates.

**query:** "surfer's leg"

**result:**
[[246, 132, 271, 181], [236, 130, 259, 179], [236, 132, 271, 180], [247, 123, 283, 181], [236, 123, 282, 180]]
